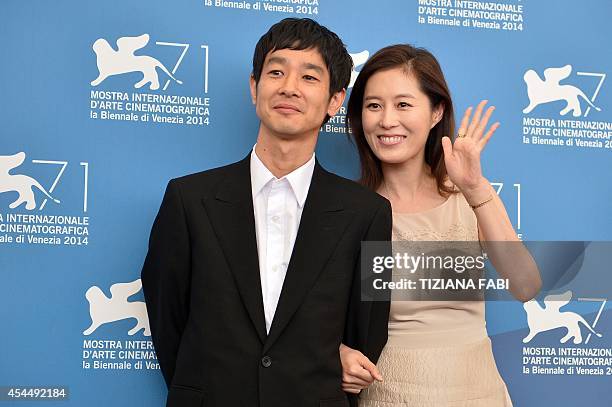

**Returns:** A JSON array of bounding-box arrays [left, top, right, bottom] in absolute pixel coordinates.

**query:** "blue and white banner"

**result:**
[[1, 0, 610, 405]]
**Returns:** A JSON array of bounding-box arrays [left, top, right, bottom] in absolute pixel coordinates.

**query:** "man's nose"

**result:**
[[278, 73, 300, 97]]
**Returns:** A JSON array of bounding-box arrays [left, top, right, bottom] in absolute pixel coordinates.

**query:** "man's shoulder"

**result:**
[[322, 170, 388, 210], [169, 159, 246, 196]]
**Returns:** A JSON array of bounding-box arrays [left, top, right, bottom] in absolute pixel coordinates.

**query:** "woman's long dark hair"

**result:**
[[346, 44, 456, 196]]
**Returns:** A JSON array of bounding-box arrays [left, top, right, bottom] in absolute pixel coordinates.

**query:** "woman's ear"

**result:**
[[431, 103, 444, 129]]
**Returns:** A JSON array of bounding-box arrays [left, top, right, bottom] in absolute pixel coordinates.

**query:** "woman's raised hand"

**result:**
[[441, 100, 500, 195]]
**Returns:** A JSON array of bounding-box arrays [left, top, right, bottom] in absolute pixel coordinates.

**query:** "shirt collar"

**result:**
[[250, 145, 315, 208]]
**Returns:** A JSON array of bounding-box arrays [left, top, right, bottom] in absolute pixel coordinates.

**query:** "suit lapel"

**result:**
[[263, 163, 352, 353], [201, 155, 267, 343]]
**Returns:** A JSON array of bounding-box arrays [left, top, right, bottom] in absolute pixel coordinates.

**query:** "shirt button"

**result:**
[[271, 215, 280, 223], [272, 265, 279, 272], [261, 356, 272, 368]]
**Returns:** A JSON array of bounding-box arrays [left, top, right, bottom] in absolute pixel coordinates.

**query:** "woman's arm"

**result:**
[[463, 179, 541, 301], [442, 100, 542, 301]]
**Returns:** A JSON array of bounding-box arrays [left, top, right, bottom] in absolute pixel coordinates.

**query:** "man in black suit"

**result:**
[[141, 18, 391, 407]]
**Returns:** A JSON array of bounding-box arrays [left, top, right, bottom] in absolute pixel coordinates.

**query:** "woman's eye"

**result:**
[[398, 102, 411, 108], [366, 103, 381, 109]]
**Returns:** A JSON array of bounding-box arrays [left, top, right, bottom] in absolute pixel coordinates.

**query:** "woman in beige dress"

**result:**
[[339, 44, 541, 406]]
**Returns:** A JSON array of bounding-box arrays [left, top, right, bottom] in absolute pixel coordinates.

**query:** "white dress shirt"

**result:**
[[250, 146, 315, 333]]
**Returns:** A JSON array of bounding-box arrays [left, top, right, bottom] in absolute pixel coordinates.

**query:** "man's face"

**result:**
[[250, 47, 345, 141]]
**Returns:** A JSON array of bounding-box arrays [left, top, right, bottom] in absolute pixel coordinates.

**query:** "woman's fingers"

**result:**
[[466, 100, 488, 137], [457, 101, 499, 146], [474, 106, 495, 140], [342, 383, 364, 394], [343, 374, 372, 387], [441, 136, 453, 160], [457, 106, 472, 138], [479, 122, 500, 147]]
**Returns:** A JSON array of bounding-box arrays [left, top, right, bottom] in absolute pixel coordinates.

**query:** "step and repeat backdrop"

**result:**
[[1, 0, 611, 405]]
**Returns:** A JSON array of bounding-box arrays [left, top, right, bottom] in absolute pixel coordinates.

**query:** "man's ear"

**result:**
[[326, 89, 346, 117], [431, 103, 444, 129], [249, 75, 257, 105]]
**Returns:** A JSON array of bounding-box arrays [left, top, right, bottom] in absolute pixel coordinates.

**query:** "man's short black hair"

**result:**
[[252, 18, 352, 96]]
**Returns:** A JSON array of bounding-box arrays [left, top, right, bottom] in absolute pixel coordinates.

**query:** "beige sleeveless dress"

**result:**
[[359, 192, 512, 407]]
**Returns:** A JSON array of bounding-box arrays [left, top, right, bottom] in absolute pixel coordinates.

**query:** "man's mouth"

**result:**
[[273, 103, 301, 113]]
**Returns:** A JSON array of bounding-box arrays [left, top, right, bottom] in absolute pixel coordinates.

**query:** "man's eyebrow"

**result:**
[[265, 57, 324, 75], [266, 56, 287, 66], [303, 63, 324, 75]]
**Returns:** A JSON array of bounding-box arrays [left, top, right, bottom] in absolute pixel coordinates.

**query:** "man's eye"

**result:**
[[398, 102, 412, 108], [304, 75, 318, 81], [269, 70, 283, 77]]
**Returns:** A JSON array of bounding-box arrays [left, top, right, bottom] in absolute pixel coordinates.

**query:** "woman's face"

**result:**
[[361, 67, 443, 165]]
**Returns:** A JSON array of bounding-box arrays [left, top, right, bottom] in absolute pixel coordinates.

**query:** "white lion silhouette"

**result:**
[[91, 33, 183, 90], [523, 290, 602, 344], [523, 65, 601, 117], [349, 50, 369, 88], [83, 279, 151, 336], [0, 152, 60, 210]]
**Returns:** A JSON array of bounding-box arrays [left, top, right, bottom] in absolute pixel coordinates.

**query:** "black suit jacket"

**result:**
[[141, 155, 391, 407]]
